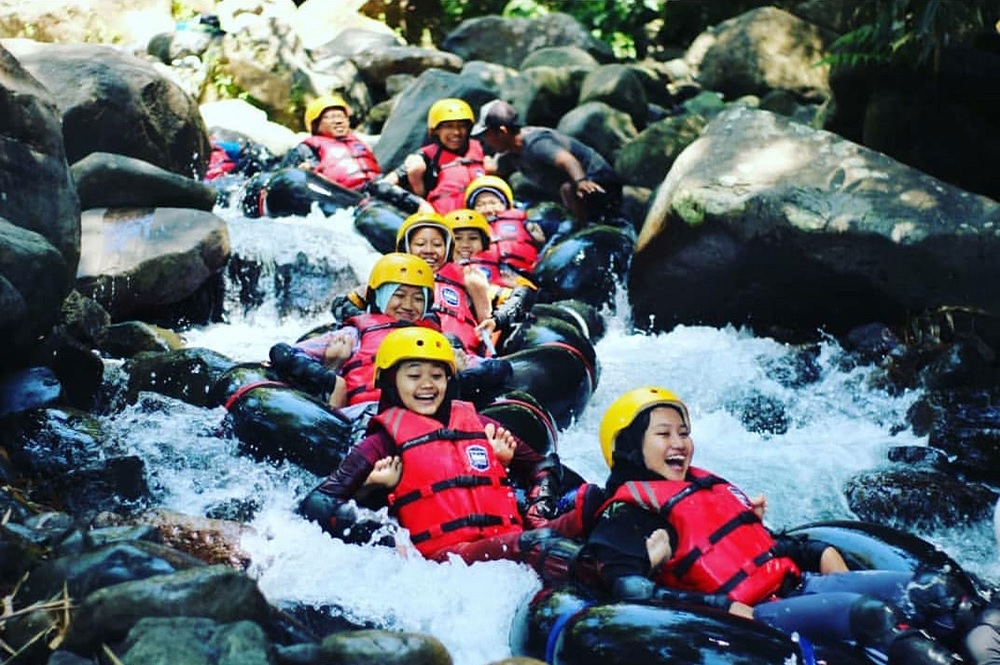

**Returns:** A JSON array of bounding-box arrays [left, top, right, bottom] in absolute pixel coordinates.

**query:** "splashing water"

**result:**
[[108, 206, 998, 665]]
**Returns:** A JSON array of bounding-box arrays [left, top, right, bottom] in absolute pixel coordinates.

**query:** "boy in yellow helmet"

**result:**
[[382, 98, 494, 214], [282, 94, 382, 191]]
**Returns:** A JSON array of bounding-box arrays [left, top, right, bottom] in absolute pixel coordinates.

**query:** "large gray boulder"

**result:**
[[76, 207, 230, 321], [72, 152, 217, 211], [578, 64, 649, 131], [686, 6, 834, 101], [631, 107, 1000, 342], [0, 44, 79, 372], [442, 12, 612, 69], [4, 39, 211, 178]]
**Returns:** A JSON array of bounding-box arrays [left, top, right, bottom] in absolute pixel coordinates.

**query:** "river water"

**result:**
[[103, 204, 999, 665]]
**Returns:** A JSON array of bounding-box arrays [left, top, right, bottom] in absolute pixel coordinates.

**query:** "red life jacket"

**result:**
[[340, 313, 437, 405], [376, 401, 522, 557], [420, 141, 486, 214], [303, 134, 382, 190], [602, 467, 801, 605], [489, 209, 539, 275], [433, 263, 485, 355]]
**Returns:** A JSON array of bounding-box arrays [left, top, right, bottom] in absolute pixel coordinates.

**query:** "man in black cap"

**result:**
[[473, 100, 623, 225]]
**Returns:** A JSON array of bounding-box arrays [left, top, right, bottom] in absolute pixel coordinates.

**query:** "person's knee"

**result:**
[[298, 489, 338, 525], [906, 569, 976, 637], [517, 528, 582, 586], [963, 607, 1000, 664], [849, 596, 898, 648], [965, 623, 1000, 664]]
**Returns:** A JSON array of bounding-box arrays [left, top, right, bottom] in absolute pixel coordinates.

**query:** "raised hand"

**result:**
[[364, 456, 402, 489], [646, 528, 673, 569], [750, 493, 767, 520], [484, 422, 516, 466], [323, 331, 353, 369]]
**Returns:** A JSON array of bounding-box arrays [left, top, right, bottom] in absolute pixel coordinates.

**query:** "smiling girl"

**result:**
[[297, 327, 583, 567]]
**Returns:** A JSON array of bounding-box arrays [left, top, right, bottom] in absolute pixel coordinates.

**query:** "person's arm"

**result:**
[[297, 433, 394, 543], [328, 376, 347, 409], [383, 153, 431, 199], [478, 413, 560, 527], [772, 532, 850, 574], [551, 148, 605, 196], [588, 507, 747, 615], [268, 342, 339, 396], [492, 284, 536, 331], [279, 143, 318, 171]]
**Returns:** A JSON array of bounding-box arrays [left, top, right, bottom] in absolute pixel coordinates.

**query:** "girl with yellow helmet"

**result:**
[[584, 386, 975, 665], [271, 253, 439, 415], [442, 207, 539, 349], [381, 97, 493, 214], [395, 211, 494, 358], [464, 174, 548, 278], [297, 327, 585, 570], [281, 93, 383, 191]]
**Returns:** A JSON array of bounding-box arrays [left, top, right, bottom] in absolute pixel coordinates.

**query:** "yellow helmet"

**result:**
[[599, 387, 691, 468], [367, 252, 436, 291], [304, 94, 351, 132], [427, 98, 474, 133], [396, 211, 453, 259], [444, 208, 491, 250], [465, 175, 513, 209], [374, 327, 457, 383]]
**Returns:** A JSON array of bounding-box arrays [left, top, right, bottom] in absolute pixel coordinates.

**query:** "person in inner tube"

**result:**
[[394, 210, 528, 363], [297, 327, 585, 579], [442, 208, 537, 349], [281, 94, 382, 192], [381, 98, 494, 215], [269, 250, 512, 422], [287, 253, 437, 415], [464, 174, 549, 280], [584, 386, 991, 665]]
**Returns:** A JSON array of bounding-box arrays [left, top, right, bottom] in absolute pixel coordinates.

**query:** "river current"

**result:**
[[102, 204, 999, 665]]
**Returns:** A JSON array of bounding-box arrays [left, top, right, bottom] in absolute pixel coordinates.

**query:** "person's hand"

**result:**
[[364, 456, 402, 488], [484, 422, 516, 465], [728, 601, 755, 619], [453, 347, 470, 372], [750, 494, 767, 520], [323, 332, 353, 369], [646, 528, 672, 569], [298, 161, 312, 171], [475, 317, 497, 335], [574, 178, 605, 198], [463, 265, 489, 296], [463, 266, 493, 322], [526, 221, 546, 245]]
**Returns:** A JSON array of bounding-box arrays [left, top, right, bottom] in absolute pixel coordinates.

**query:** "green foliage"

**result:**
[[820, 0, 996, 73], [170, 0, 200, 22], [440, 0, 665, 59]]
